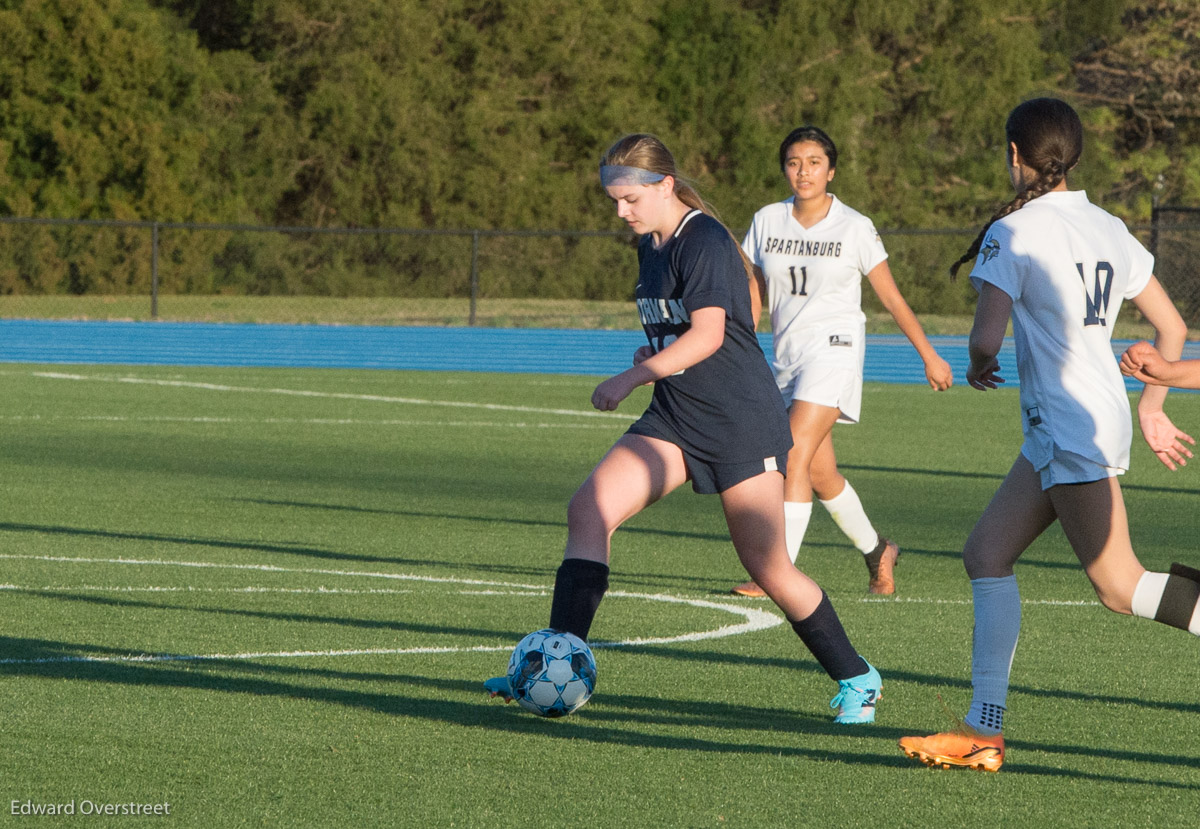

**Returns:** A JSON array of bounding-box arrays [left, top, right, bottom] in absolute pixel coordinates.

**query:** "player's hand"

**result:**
[[1139, 408, 1196, 471], [924, 354, 953, 391], [591, 373, 636, 411], [1120, 341, 1169, 385], [966, 357, 1004, 391], [632, 345, 654, 367]]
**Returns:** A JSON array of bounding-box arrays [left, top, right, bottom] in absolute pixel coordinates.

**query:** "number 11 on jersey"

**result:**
[[788, 265, 808, 296]]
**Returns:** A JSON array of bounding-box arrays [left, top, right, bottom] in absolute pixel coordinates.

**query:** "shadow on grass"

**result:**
[[0, 517, 745, 591], [0, 636, 1195, 789], [603, 642, 1200, 719], [840, 463, 1200, 498], [233, 499, 1095, 577], [0, 515, 1089, 587], [7, 588, 528, 641]]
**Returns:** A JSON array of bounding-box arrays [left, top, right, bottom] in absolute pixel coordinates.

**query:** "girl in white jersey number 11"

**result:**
[[900, 97, 1200, 773], [730, 126, 953, 599]]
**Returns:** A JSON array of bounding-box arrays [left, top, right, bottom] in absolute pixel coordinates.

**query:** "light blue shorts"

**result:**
[[1021, 443, 1123, 490]]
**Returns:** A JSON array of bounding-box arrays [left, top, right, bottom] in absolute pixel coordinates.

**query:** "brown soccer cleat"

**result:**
[[730, 580, 767, 598], [899, 727, 1005, 772], [864, 537, 899, 594]]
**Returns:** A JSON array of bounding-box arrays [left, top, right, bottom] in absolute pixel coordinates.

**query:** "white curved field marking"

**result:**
[[0, 554, 783, 665], [31, 371, 636, 421]]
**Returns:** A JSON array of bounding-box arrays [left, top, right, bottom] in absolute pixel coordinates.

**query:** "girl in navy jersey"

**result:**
[[486, 133, 882, 723], [731, 126, 953, 599], [899, 97, 1200, 772]]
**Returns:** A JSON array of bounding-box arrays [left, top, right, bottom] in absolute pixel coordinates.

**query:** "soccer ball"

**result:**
[[506, 628, 596, 717]]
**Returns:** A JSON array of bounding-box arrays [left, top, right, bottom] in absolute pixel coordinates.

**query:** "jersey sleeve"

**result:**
[[741, 212, 764, 268], [968, 222, 1022, 301], [855, 217, 889, 275], [677, 220, 737, 314], [1122, 226, 1155, 300]]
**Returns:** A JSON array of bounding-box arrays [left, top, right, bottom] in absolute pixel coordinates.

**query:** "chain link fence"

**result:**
[[1150, 206, 1200, 326], [0, 213, 1191, 328]]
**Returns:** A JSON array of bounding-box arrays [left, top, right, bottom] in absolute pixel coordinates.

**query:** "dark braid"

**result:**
[[949, 168, 1067, 279], [950, 98, 1083, 280]]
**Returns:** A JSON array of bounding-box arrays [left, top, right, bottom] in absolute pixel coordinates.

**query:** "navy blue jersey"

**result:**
[[631, 210, 792, 464]]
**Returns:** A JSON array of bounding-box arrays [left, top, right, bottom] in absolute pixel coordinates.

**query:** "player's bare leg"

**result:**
[[1050, 476, 1143, 613], [784, 401, 842, 504], [722, 470, 881, 723], [564, 433, 689, 565], [1053, 476, 1200, 633], [731, 401, 839, 597], [721, 470, 822, 619], [488, 434, 688, 702]]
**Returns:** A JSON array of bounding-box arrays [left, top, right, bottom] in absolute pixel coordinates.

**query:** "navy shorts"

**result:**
[[626, 417, 788, 495], [684, 450, 789, 494]]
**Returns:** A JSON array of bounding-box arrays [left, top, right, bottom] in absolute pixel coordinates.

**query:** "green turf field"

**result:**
[[1, 364, 1197, 826]]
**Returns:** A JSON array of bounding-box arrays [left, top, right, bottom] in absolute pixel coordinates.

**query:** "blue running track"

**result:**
[[0, 319, 1189, 390]]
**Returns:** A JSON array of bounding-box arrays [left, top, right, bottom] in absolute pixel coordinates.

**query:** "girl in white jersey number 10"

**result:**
[[730, 126, 953, 599], [900, 97, 1200, 773]]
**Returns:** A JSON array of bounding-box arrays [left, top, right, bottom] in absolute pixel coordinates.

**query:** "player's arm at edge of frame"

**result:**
[[1128, 276, 1195, 471], [1122, 276, 1200, 389]]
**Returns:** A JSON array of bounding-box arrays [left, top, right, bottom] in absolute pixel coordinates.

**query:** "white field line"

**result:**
[[860, 596, 1101, 607], [0, 553, 549, 591], [0, 414, 619, 429], [0, 554, 783, 665], [0, 584, 413, 596], [30, 371, 636, 421]]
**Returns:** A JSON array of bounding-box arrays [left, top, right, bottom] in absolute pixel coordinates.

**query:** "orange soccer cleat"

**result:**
[[899, 727, 1005, 772], [730, 580, 768, 598]]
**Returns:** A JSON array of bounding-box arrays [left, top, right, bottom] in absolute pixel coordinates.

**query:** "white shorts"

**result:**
[[774, 325, 865, 424], [1021, 442, 1124, 490]]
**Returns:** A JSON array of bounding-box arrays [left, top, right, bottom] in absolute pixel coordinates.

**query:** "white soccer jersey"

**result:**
[[741, 195, 888, 369], [969, 189, 1154, 473]]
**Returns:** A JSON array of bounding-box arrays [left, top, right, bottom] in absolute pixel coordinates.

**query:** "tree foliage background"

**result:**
[[0, 0, 1197, 307]]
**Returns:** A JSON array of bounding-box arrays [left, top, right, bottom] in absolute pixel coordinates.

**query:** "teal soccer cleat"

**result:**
[[483, 676, 513, 702], [830, 663, 881, 724]]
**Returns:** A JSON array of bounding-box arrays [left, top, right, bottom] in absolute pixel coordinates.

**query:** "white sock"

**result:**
[[783, 501, 812, 565], [1132, 570, 1200, 634], [819, 481, 878, 554], [966, 575, 1021, 734]]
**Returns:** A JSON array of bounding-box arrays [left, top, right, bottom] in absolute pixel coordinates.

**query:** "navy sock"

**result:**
[[548, 558, 610, 641], [790, 591, 869, 681]]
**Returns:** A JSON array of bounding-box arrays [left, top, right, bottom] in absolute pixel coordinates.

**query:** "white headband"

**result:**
[[600, 165, 666, 187]]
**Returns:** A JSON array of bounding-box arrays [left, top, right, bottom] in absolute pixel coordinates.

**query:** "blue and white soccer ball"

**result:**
[[506, 628, 596, 718]]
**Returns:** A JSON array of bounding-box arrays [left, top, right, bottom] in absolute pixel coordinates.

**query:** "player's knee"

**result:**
[[809, 468, 843, 498], [961, 543, 993, 580], [566, 488, 623, 539], [566, 488, 602, 533]]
